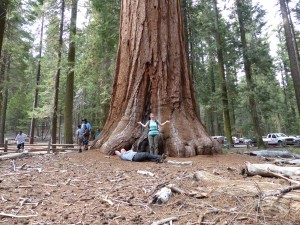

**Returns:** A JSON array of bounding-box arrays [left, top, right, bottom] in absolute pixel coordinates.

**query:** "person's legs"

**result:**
[[17, 144, 21, 152], [78, 137, 83, 153], [148, 135, 154, 154], [21, 143, 24, 151], [153, 135, 159, 155], [133, 152, 161, 162], [83, 138, 88, 150]]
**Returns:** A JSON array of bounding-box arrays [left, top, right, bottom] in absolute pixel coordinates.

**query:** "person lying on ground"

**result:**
[[115, 149, 167, 163]]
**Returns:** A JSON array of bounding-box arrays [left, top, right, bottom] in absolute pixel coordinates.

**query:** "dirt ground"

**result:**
[[1, 148, 300, 225]]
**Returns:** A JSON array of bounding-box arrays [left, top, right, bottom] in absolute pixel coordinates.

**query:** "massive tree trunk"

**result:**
[[279, 0, 300, 116], [51, 0, 65, 146], [29, 14, 44, 144], [92, 0, 221, 157], [213, 0, 233, 145], [64, 0, 77, 144], [236, 0, 265, 148]]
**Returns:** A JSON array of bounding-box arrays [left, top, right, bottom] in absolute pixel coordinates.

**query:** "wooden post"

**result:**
[[47, 139, 51, 154], [4, 138, 8, 152]]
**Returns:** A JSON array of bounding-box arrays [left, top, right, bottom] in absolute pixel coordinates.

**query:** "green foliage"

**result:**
[[73, 0, 120, 127], [2, 0, 36, 133]]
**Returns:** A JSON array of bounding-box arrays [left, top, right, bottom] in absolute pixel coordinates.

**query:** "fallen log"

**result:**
[[0, 152, 28, 161], [248, 150, 300, 159], [242, 162, 300, 177], [275, 159, 300, 165], [261, 184, 300, 199]]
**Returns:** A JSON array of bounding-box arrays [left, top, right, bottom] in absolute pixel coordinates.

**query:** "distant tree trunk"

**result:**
[[278, 30, 293, 128], [92, 0, 221, 156], [236, 0, 265, 148], [64, 0, 77, 144], [207, 45, 218, 135], [0, 52, 9, 144], [280, 63, 290, 112], [100, 57, 113, 127], [29, 14, 44, 144], [230, 67, 238, 131], [0, 1, 7, 56], [286, 0, 300, 61], [279, 0, 300, 116], [208, 57, 215, 135], [213, 0, 233, 145], [51, 0, 65, 146], [0, 50, 8, 145], [0, 1, 7, 144]]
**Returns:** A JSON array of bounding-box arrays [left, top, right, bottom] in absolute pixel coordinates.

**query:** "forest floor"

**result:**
[[0, 147, 300, 225]]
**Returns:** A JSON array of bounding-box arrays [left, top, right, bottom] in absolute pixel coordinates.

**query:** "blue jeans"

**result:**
[[132, 152, 161, 162], [148, 134, 159, 155]]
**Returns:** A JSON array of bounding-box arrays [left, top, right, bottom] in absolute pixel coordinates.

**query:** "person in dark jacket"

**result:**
[[115, 149, 167, 163]]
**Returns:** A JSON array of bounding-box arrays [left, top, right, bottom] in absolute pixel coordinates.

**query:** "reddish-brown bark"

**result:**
[[92, 0, 221, 157]]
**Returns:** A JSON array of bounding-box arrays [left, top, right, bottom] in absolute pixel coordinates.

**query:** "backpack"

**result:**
[[83, 129, 90, 137]]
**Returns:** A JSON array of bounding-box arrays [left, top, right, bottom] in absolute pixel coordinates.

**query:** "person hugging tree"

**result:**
[[137, 113, 170, 155]]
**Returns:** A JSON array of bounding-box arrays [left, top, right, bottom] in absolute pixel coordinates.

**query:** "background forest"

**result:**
[[0, 0, 300, 145]]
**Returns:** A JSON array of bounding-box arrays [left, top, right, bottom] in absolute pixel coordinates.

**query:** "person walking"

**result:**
[[81, 118, 92, 131], [82, 124, 90, 150], [81, 118, 92, 142], [137, 113, 170, 155], [115, 148, 167, 163], [15, 131, 27, 152], [76, 125, 84, 153]]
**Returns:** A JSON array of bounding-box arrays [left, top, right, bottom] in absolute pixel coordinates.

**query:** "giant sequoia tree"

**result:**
[[93, 0, 221, 157]]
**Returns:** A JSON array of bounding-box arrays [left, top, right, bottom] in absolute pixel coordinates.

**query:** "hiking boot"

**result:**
[[78, 148, 82, 153], [157, 153, 167, 163]]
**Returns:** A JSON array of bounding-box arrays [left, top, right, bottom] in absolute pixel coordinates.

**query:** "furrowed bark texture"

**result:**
[[93, 0, 221, 157]]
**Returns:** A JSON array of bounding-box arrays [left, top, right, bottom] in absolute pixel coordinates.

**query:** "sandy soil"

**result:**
[[0, 149, 299, 225]]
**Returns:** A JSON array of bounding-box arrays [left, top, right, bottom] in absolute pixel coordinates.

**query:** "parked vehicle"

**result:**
[[238, 137, 244, 144], [211, 136, 226, 144], [263, 133, 299, 146], [244, 137, 257, 146], [232, 136, 240, 144]]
